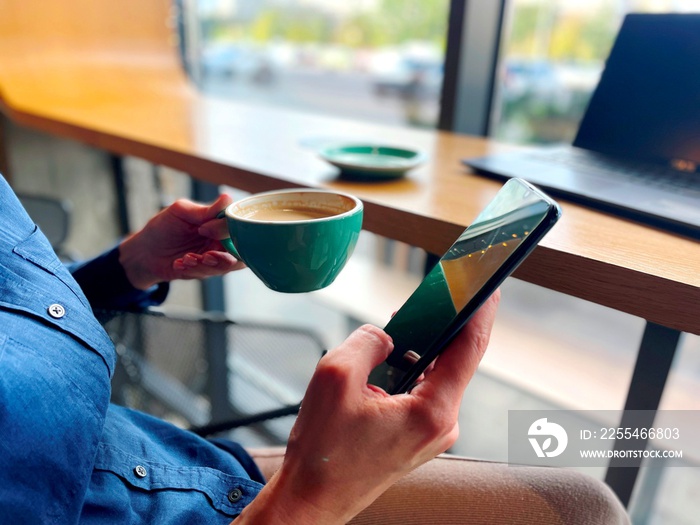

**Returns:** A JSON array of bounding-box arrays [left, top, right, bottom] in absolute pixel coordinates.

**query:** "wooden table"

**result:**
[[4, 91, 698, 335], [2, 0, 698, 506]]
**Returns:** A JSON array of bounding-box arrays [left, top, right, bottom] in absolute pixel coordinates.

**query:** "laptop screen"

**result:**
[[573, 13, 700, 173]]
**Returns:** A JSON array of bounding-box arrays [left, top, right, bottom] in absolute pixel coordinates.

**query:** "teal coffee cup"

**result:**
[[220, 188, 363, 293]]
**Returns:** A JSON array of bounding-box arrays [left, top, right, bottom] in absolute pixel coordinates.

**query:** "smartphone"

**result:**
[[368, 178, 561, 394]]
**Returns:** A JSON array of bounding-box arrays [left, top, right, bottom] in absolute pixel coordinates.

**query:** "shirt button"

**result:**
[[48, 304, 66, 319], [134, 465, 148, 478], [227, 488, 243, 503]]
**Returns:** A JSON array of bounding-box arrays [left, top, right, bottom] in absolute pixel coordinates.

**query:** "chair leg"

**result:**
[[189, 403, 301, 437]]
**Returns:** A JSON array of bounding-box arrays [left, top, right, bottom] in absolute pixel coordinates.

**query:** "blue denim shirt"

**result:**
[[0, 175, 264, 524]]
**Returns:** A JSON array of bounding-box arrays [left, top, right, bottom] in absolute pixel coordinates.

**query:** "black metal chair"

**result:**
[[98, 308, 325, 444], [18, 192, 77, 261]]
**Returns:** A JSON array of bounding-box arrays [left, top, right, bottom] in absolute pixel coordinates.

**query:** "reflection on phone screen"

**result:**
[[370, 179, 558, 394]]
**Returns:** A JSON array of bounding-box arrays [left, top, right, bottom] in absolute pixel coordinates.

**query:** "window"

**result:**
[[490, 0, 700, 144], [190, 0, 450, 128]]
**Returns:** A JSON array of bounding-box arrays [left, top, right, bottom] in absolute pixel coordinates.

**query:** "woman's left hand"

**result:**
[[118, 194, 246, 290]]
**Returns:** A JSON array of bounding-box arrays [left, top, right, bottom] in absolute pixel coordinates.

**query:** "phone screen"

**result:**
[[369, 178, 561, 394]]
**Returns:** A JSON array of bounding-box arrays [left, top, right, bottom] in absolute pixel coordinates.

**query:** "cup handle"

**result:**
[[216, 209, 242, 260]]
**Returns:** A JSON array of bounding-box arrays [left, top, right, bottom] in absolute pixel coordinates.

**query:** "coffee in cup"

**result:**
[[220, 188, 363, 293]]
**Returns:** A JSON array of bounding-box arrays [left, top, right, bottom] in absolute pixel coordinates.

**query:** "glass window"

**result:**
[[191, 0, 449, 128], [491, 0, 700, 145]]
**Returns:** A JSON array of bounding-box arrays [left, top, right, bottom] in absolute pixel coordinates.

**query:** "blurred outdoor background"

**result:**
[[189, 0, 677, 141]]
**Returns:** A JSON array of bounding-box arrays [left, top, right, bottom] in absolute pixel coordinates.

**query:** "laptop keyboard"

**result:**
[[524, 149, 700, 195]]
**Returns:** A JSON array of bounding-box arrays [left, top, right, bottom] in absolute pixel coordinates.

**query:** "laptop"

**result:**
[[463, 13, 700, 239]]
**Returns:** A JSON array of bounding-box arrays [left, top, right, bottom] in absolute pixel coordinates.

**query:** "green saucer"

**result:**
[[319, 144, 425, 180]]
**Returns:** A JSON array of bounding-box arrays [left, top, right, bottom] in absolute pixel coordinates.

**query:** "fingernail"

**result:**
[[202, 254, 218, 266], [183, 255, 199, 267]]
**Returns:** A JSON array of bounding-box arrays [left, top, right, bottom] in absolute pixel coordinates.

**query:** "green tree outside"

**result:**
[[202, 0, 449, 49]]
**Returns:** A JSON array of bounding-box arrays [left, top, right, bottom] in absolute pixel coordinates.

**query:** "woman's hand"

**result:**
[[118, 194, 246, 290], [234, 291, 500, 524]]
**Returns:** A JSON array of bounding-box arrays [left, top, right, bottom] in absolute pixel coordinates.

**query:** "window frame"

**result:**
[[438, 0, 507, 135]]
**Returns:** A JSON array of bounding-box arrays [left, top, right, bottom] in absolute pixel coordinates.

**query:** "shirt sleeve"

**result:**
[[67, 245, 169, 311], [1, 230, 117, 522]]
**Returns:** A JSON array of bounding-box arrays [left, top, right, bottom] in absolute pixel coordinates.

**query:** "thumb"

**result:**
[[203, 194, 234, 221], [169, 194, 233, 226], [327, 325, 394, 382], [197, 194, 234, 240]]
